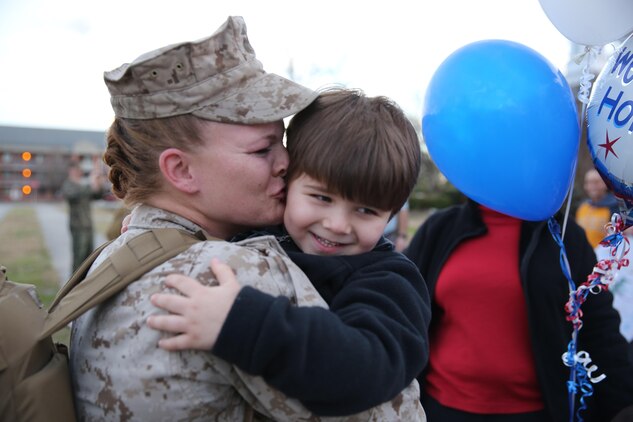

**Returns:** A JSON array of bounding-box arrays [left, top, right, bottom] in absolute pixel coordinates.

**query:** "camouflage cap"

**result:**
[[104, 16, 317, 124]]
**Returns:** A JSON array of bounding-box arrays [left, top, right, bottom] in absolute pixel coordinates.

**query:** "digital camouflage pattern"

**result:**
[[70, 205, 425, 421], [104, 16, 318, 124]]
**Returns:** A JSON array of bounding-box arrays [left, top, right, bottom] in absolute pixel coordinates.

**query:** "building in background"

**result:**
[[0, 125, 106, 201]]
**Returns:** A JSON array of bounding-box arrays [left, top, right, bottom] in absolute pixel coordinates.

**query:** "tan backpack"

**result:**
[[0, 228, 204, 422]]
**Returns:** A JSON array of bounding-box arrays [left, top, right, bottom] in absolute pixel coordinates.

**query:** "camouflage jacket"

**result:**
[[70, 205, 425, 421]]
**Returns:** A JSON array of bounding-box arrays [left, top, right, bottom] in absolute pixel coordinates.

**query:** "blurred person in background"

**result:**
[[576, 168, 619, 249], [60, 160, 105, 271], [384, 200, 410, 252]]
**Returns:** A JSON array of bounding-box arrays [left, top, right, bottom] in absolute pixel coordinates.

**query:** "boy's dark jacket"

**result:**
[[404, 200, 633, 422], [212, 226, 431, 416]]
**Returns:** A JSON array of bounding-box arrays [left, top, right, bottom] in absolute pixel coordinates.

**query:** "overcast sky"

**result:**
[[0, 0, 578, 132]]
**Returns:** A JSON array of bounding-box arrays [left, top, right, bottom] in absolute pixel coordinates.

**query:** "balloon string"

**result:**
[[561, 47, 599, 241], [548, 216, 619, 422], [561, 176, 575, 240], [548, 217, 578, 421]]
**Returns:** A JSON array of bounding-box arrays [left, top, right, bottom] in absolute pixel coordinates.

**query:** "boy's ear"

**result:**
[[158, 148, 199, 194]]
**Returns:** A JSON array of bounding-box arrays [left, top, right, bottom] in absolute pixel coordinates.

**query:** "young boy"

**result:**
[[147, 88, 430, 418]]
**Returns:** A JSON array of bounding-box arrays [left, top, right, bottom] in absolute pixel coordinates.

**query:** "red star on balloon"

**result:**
[[599, 130, 621, 159]]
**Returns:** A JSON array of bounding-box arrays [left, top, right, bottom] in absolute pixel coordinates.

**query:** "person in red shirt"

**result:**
[[404, 198, 633, 422]]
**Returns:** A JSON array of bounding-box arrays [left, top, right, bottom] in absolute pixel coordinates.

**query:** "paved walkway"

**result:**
[[34, 203, 74, 284], [35, 202, 107, 285], [0, 202, 14, 221]]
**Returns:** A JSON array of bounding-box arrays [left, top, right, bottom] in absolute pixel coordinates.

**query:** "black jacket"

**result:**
[[404, 200, 633, 422], [214, 228, 431, 416]]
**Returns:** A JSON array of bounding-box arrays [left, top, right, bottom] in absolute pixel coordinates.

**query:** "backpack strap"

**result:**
[[40, 228, 207, 340], [47, 240, 114, 311]]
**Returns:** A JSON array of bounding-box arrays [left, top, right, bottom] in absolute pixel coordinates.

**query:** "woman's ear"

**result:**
[[158, 148, 198, 193]]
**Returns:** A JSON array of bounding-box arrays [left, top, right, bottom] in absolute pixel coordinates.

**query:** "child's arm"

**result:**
[[149, 253, 430, 416], [147, 258, 240, 350]]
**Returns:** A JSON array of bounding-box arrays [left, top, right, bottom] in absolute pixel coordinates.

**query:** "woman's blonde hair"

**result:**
[[103, 115, 206, 206]]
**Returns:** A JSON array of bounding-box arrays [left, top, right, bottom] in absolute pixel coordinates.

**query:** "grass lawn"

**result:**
[[0, 206, 59, 299], [0, 205, 69, 343]]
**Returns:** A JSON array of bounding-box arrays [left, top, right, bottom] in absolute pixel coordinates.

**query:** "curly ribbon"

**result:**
[[548, 214, 630, 422], [562, 349, 607, 420], [574, 45, 602, 105]]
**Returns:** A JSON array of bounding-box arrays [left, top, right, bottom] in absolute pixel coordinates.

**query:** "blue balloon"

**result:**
[[423, 40, 579, 221]]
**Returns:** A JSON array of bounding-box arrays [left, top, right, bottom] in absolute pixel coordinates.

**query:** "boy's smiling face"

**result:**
[[283, 174, 391, 256]]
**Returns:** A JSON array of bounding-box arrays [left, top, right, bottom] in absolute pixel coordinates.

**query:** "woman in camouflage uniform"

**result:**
[[70, 16, 426, 422]]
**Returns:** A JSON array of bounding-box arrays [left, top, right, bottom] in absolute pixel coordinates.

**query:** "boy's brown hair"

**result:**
[[286, 87, 421, 213]]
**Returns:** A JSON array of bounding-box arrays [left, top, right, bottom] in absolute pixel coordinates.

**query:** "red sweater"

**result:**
[[425, 206, 544, 413]]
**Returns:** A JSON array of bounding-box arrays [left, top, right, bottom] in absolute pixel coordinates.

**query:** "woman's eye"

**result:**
[[253, 147, 272, 155]]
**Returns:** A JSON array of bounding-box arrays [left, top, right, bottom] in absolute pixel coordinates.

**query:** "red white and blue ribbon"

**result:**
[[548, 213, 629, 421]]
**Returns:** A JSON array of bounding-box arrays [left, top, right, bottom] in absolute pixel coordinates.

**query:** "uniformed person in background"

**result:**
[[60, 160, 105, 271]]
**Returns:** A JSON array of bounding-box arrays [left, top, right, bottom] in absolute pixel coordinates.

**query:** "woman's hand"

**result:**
[[147, 258, 242, 350]]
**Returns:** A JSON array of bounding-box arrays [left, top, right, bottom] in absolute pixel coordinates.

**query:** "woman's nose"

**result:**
[[273, 148, 289, 178]]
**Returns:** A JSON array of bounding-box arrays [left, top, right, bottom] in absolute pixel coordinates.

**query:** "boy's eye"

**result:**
[[311, 194, 331, 203], [358, 207, 378, 216]]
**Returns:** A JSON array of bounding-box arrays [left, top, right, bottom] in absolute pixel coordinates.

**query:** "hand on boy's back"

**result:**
[[147, 258, 241, 350]]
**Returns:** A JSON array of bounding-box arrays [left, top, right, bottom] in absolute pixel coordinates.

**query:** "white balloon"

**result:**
[[539, 0, 633, 45]]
